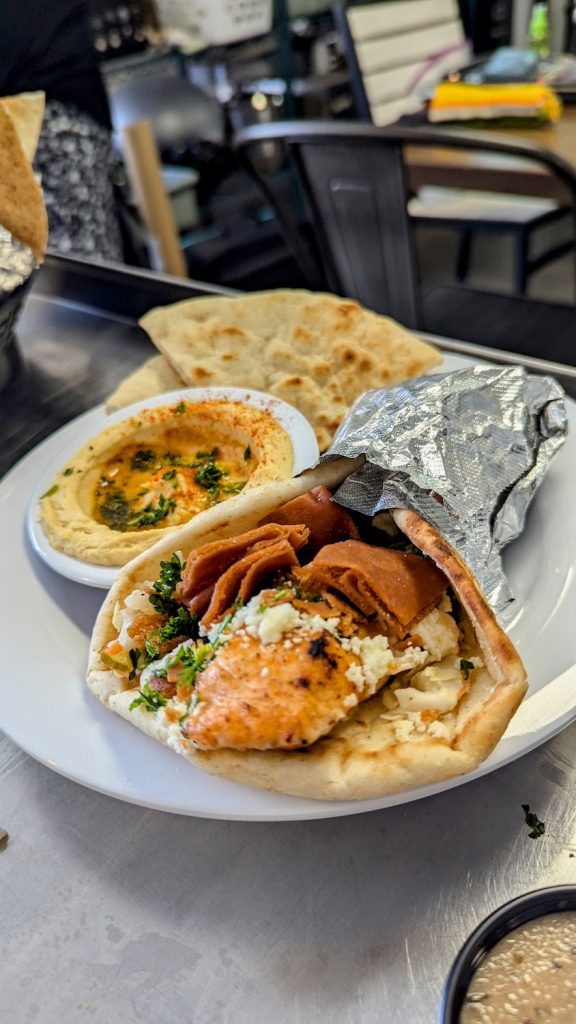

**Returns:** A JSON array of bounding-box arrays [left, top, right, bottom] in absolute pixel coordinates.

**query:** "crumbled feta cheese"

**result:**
[[343, 635, 427, 694], [391, 718, 416, 742], [342, 693, 359, 710], [426, 719, 453, 740], [258, 603, 301, 644], [221, 591, 343, 647], [345, 664, 365, 690], [410, 607, 460, 661]]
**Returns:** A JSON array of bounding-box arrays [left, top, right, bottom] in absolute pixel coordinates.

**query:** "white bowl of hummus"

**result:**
[[28, 386, 319, 588], [440, 885, 576, 1024]]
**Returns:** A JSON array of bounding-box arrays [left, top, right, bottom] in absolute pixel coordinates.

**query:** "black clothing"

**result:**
[[0, 0, 111, 128], [35, 100, 123, 261]]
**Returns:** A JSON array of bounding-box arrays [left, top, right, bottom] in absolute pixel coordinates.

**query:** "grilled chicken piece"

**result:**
[[182, 629, 364, 750], [181, 594, 377, 751]]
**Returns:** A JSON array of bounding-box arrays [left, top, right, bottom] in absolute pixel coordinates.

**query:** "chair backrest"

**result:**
[[334, 0, 471, 126], [236, 120, 576, 327]]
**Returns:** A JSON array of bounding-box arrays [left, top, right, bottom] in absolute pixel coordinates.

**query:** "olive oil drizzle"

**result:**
[[94, 445, 250, 532]]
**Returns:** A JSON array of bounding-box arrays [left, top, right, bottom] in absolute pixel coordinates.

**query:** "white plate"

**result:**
[[26, 386, 320, 589], [3, 353, 576, 821]]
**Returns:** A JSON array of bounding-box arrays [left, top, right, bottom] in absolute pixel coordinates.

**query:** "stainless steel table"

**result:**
[[3, 255, 576, 1024]]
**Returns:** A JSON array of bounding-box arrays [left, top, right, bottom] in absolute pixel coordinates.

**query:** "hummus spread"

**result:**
[[460, 911, 576, 1023], [40, 399, 293, 566]]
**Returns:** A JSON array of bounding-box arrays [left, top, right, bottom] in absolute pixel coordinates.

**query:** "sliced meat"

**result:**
[[176, 522, 309, 603], [260, 485, 360, 556], [296, 539, 448, 637], [187, 583, 214, 618], [200, 538, 300, 627]]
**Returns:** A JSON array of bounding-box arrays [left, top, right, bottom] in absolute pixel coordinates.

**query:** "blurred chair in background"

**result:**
[[236, 120, 576, 364], [333, 0, 568, 295], [333, 0, 470, 126]]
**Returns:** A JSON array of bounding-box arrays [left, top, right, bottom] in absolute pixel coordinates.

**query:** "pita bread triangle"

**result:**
[[0, 102, 47, 263], [135, 290, 442, 451], [0, 91, 45, 162]]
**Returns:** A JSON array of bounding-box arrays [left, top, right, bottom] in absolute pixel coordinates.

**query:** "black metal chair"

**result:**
[[310, 6, 573, 296], [235, 120, 576, 364]]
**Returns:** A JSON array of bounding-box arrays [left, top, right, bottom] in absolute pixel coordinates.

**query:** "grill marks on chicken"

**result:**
[[182, 619, 367, 751]]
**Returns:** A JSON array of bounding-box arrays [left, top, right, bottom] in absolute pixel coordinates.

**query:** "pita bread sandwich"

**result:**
[[87, 458, 527, 801]]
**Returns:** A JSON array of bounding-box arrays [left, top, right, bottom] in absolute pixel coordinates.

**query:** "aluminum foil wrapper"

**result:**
[[322, 366, 567, 621], [0, 227, 35, 295]]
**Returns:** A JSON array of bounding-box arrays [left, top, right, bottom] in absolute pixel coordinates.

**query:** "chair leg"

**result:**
[[456, 228, 473, 281], [514, 227, 530, 295]]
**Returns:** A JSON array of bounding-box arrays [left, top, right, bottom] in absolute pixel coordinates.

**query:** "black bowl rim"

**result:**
[[440, 884, 576, 1023]]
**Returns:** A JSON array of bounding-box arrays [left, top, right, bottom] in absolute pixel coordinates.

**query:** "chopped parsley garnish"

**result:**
[[188, 448, 246, 504], [460, 659, 475, 680], [163, 451, 182, 465], [128, 493, 176, 527], [222, 481, 246, 496], [174, 402, 186, 415], [145, 636, 160, 661], [129, 683, 168, 713], [130, 448, 157, 470], [0, 828, 8, 852], [98, 489, 132, 531], [157, 606, 198, 641], [162, 469, 177, 481], [195, 461, 223, 490], [244, 446, 251, 460], [132, 607, 234, 714], [522, 804, 546, 839], [170, 612, 233, 695], [63, 467, 74, 476], [143, 607, 200, 665], [40, 484, 58, 499], [149, 553, 184, 615], [175, 642, 213, 693], [223, 479, 245, 495]]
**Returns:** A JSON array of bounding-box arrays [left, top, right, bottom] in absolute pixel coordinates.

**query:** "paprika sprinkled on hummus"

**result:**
[[40, 399, 293, 566]]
